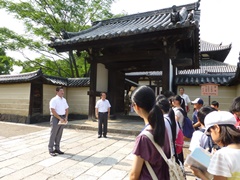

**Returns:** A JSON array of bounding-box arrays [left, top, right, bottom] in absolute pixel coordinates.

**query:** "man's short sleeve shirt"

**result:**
[[50, 95, 69, 115], [95, 99, 111, 112], [180, 94, 191, 106]]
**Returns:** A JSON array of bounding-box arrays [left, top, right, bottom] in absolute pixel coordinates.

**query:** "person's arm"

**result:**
[[187, 102, 191, 112], [108, 107, 110, 118], [95, 108, 98, 119], [190, 166, 227, 180], [51, 108, 65, 123], [213, 176, 227, 180], [129, 155, 144, 180], [193, 121, 201, 129], [190, 166, 209, 180], [65, 108, 68, 122]]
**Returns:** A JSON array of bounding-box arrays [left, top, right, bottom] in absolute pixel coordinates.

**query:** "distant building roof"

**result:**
[[126, 59, 238, 85], [200, 40, 231, 62], [178, 60, 236, 74], [200, 40, 231, 52], [0, 70, 90, 87]]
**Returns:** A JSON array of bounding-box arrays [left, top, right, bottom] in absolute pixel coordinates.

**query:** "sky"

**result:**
[[1, 0, 240, 74]]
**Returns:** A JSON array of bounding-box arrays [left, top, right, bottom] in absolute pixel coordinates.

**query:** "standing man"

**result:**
[[48, 86, 69, 156], [95, 92, 111, 138], [179, 87, 191, 113], [191, 98, 204, 130]]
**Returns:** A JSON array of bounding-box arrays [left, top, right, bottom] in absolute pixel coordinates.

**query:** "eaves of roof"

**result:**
[[200, 40, 231, 52], [126, 60, 237, 77], [125, 59, 238, 85], [228, 62, 240, 85], [49, 1, 200, 51], [176, 60, 237, 85], [0, 70, 42, 84], [175, 74, 235, 86], [67, 78, 90, 87], [178, 60, 237, 74], [0, 70, 90, 87]]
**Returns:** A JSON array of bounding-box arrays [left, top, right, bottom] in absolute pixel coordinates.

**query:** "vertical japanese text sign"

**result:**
[[201, 83, 219, 96]]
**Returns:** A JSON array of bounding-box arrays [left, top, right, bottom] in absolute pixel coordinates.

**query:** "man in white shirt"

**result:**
[[48, 86, 69, 156], [95, 92, 111, 138], [179, 87, 191, 113]]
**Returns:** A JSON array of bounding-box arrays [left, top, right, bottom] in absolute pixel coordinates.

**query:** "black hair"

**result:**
[[131, 86, 165, 146], [156, 96, 177, 143], [173, 95, 186, 113], [230, 96, 240, 113], [56, 86, 63, 91], [211, 100, 219, 108], [100, 92, 106, 96], [197, 106, 217, 126], [213, 125, 240, 146], [179, 87, 184, 91], [162, 90, 175, 99]]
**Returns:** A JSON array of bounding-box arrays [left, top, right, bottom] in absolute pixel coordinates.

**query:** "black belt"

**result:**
[[99, 112, 108, 114]]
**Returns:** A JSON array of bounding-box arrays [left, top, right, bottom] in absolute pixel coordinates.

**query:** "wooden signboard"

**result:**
[[201, 83, 219, 96]]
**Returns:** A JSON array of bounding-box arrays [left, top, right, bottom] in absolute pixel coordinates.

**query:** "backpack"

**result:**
[[199, 128, 220, 153], [142, 131, 186, 180], [178, 109, 194, 138], [175, 124, 184, 154], [165, 117, 184, 154]]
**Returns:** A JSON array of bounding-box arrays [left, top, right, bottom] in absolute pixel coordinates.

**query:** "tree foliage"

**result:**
[[0, 0, 115, 77], [0, 47, 13, 75]]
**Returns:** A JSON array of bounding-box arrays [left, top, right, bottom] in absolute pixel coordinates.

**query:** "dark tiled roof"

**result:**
[[125, 59, 237, 85], [0, 70, 90, 87], [176, 60, 236, 85], [200, 40, 231, 62], [175, 74, 235, 85], [0, 70, 42, 83], [200, 40, 231, 52], [44, 75, 68, 86], [49, 2, 200, 50], [178, 60, 237, 74], [68, 78, 90, 87]]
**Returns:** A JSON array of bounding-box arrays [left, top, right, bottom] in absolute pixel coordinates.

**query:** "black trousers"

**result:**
[[98, 112, 108, 136]]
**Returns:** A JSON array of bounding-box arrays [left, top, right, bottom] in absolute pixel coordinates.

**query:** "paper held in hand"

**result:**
[[58, 120, 68, 125], [184, 147, 212, 172]]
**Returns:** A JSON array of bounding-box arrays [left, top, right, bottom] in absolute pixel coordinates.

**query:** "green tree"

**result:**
[[0, 0, 115, 77], [0, 28, 14, 74], [0, 47, 13, 74]]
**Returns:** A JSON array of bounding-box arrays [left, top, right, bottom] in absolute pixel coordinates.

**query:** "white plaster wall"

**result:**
[[0, 83, 31, 116], [96, 63, 108, 92], [66, 87, 89, 114], [43, 84, 56, 115], [178, 85, 238, 117]]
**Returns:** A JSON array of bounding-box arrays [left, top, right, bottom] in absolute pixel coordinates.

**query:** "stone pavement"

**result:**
[[0, 119, 195, 179]]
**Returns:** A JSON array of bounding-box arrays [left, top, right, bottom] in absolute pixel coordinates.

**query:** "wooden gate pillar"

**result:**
[[88, 61, 97, 120]]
